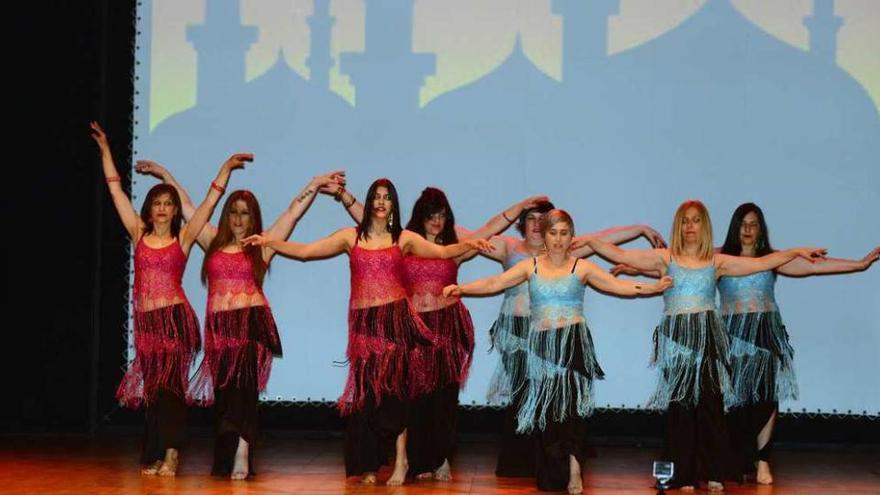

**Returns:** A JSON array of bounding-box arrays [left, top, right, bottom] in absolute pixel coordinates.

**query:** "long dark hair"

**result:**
[[721, 202, 773, 256], [201, 190, 268, 286], [140, 184, 183, 238], [357, 178, 403, 244], [516, 200, 555, 236], [405, 187, 458, 244]]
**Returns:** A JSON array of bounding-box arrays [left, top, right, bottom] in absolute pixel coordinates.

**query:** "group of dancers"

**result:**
[[91, 121, 879, 492]]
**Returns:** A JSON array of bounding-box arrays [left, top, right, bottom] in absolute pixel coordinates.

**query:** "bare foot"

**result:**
[[567, 455, 583, 494], [230, 437, 249, 481], [157, 448, 178, 477], [681, 486, 695, 491], [360, 473, 377, 484], [386, 459, 408, 486], [756, 461, 774, 485], [708, 480, 724, 491], [141, 460, 162, 476], [433, 459, 452, 482]]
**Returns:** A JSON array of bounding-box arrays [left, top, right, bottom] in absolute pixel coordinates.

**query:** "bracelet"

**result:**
[[211, 181, 225, 194], [105, 176, 121, 184], [342, 193, 356, 209], [333, 186, 346, 202], [502, 211, 514, 223]]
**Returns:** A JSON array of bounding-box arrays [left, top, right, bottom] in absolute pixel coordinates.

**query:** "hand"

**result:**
[[89, 121, 110, 152], [793, 247, 827, 262], [442, 284, 462, 297], [135, 160, 168, 179], [610, 264, 642, 277], [223, 153, 254, 171], [520, 195, 550, 210], [241, 233, 270, 247], [648, 275, 673, 294], [861, 246, 880, 269], [313, 170, 346, 188], [643, 226, 667, 248], [466, 239, 495, 253], [570, 237, 589, 252], [319, 172, 346, 195]]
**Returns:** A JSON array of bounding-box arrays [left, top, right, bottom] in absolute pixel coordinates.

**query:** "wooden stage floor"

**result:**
[[1, 434, 877, 494]]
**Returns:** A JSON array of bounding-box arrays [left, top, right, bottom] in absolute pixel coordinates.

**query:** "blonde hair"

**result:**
[[539, 209, 575, 237], [670, 200, 713, 260]]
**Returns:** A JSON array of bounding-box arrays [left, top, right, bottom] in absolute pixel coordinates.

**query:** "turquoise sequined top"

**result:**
[[718, 271, 778, 314], [663, 259, 717, 315], [529, 264, 585, 331]]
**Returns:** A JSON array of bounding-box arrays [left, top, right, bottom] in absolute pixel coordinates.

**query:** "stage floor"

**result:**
[[1, 434, 877, 494]]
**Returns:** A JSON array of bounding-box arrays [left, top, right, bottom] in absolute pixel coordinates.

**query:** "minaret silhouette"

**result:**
[[803, 0, 843, 64], [551, 0, 619, 85], [187, 0, 257, 107], [339, 0, 435, 113], [307, 0, 335, 90]]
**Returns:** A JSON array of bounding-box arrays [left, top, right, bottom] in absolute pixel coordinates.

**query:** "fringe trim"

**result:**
[[647, 310, 737, 410], [116, 303, 201, 409], [515, 323, 604, 433], [725, 310, 798, 405]]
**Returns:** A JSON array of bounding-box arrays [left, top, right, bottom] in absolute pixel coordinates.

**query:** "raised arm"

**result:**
[[570, 224, 666, 258], [776, 246, 879, 277], [136, 160, 216, 248], [456, 195, 550, 241], [89, 122, 144, 241], [401, 230, 493, 259], [320, 178, 364, 224], [242, 227, 352, 261], [716, 247, 827, 278], [583, 236, 668, 272], [443, 258, 532, 297], [180, 153, 252, 253], [261, 170, 345, 262], [578, 259, 672, 297]]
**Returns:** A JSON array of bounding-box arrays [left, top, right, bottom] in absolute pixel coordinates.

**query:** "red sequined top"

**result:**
[[403, 256, 460, 312], [349, 245, 409, 310], [133, 238, 189, 312], [205, 250, 267, 313]]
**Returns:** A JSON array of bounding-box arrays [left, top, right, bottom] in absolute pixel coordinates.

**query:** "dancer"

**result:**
[[482, 200, 666, 477], [718, 203, 879, 485], [444, 209, 671, 494], [90, 122, 246, 476]]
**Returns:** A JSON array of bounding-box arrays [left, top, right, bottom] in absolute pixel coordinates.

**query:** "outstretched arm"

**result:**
[[716, 247, 827, 278], [776, 246, 879, 277], [570, 224, 666, 258], [242, 227, 352, 261], [578, 259, 672, 296], [456, 195, 550, 241], [443, 258, 532, 297]]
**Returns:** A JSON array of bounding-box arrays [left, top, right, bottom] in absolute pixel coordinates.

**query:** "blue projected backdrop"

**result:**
[[131, 0, 879, 414]]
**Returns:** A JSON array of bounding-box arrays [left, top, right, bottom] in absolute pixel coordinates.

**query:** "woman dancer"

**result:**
[[243, 178, 491, 485], [582, 200, 825, 491], [136, 161, 342, 479], [444, 209, 671, 494], [90, 122, 247, 476], [483, 201, 666, 477], [718, 203, 879, 485]]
